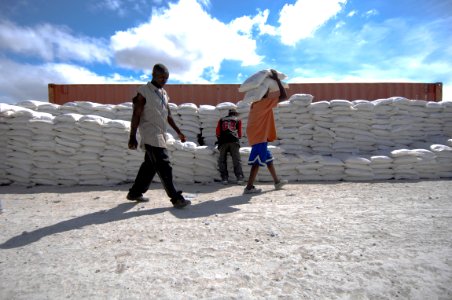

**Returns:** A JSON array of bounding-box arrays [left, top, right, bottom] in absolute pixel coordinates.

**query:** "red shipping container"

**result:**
[[48, 82, 442, 106]]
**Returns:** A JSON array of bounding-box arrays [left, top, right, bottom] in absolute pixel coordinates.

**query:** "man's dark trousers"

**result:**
[[129, 144, 181, 200], [218, 142, 243, 181]]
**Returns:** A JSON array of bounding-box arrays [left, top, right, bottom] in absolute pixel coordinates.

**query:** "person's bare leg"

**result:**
[[268, 161, 287, 190], [266, 162, 279, 183], [245, 164, 259, 190]]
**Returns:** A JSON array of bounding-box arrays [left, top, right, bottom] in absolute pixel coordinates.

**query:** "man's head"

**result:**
[[228, 108, 238, 116], [152, 64, 169, 88]]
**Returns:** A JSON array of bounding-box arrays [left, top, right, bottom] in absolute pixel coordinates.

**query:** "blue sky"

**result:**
[[0, 0, 451, 104]]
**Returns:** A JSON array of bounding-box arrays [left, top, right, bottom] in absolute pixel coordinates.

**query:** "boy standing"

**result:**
[[216, 108, 245, 184], [243, 69, 288, 194]]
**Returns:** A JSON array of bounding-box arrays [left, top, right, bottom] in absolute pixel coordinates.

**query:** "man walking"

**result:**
[[127, 63, 191, 208], [243, 69, 288, 194]]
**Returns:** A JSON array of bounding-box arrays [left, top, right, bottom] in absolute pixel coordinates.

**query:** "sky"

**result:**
[[0, 0, 451, 104]]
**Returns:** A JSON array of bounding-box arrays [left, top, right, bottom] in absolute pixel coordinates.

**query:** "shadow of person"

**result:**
[[0, 192, 265, 249], [170, 192, 268, 219], [0, 202, 167, 249]]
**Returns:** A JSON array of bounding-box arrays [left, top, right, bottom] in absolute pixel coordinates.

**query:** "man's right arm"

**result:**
[[270, 69, 287, 102], [216, 119, 221, 138], [237, 119, 242, 139], [128, 93, 146, 150]]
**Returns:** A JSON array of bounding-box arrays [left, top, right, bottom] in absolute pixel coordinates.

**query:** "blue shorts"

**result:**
[[248, 142, 273, 166]]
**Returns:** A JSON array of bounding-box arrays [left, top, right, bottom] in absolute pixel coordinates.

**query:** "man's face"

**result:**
[[153, 71, 169, 87]]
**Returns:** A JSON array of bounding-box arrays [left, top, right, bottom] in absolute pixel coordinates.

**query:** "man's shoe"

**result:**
[[274, 179, 288, 190], [126, 193, 149, 202], [243, 186, 262, 195], [171, 198, 191, 209]]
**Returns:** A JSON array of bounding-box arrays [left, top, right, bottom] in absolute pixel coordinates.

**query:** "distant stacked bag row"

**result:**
[[1, 96, 451, 186]]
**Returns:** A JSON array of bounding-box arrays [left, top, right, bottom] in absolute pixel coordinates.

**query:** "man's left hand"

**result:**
[[178, 132, 186, 142]]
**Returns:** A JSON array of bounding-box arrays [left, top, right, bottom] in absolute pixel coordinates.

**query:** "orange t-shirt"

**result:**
[[246, 97, 279, 146]]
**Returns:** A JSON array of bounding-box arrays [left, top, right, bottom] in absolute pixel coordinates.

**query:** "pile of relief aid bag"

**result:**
[[1, 68, 451, 186]]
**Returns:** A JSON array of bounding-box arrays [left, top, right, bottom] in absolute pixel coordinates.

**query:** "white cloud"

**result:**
[[94, 0, 149, 16], [290, 55, 452, 101], [196, 0, 211, 8], [229, 9, 277, 37], [442, 84, 452, 101], [364, 9, 378, 18], [289, 12, 452, 102], [100, 0, 122, 11], [0, 21, 111, 63], [278, 0, 347, 46], [335, 21, 346, 29], [347, 10, 357, 17], [0, 58, 129, 104], [110, 0, 263, 82]]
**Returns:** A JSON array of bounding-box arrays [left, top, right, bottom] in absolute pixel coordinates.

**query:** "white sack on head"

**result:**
[[239, 69, 288, 93], [242, 78, 289, 104]]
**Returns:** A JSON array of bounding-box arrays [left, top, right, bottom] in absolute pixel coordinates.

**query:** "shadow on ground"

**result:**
[[0, 192, 262, 249]]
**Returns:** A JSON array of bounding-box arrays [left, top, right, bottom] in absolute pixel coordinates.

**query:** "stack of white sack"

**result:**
[[115, 102, 133, 121], [216, 102, 237, 118], [275, 94, 314, 154], [239, 147, 252, 179], [341, 155, 375, 181], [371, 98, 396, 150], [0, 104, 12, 184], [193, 146, 218, 183], [167, 103, 180, 137], [370, 155, 394, 180], [102, 119, 130, 184], [338, 99, 375, 153], [239, 69, 289, 104], [390, 148, 446, 180], [167, 138, 220, 184], [296, 153, 323, 181], [411, 149, 441, 179], [391, 98, 430, 147], [53, 113, 82, 185], [430, 144, 452, 178], [2, 97, 452, 186], [236, 101, 251, 147], [4, 106, 37, 185], [273, 154, 302, 182], [175, 103, 200, 143], [76, 115, 111, 185], [198, 105, 220, 146], [29, 112, 57, 185], [167, 139, 196, 183], [441, 102, 452, 136], [318, 155, 345, 181], [390, 149, 423, 180], [275, 101, 299, 152], [16, 100, 60, 115], [310, 101, 335, 155]]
